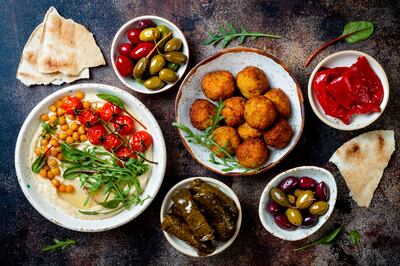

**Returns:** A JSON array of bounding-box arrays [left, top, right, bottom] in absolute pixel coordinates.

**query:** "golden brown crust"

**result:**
[[201, 70, 235, 101], [211, 126, 241, 157], [237, 122, 262, 141], [236, 66, 269, 98], [236, 138, 269, 168], [244, 95, 277, 130], [189, 99, 217, 131], [263, 118, 293, 149], [221, 96, 246, 127], [264, 88, 291, 118]]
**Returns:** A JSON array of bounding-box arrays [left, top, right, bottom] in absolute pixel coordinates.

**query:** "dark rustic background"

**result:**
[[1, 0, 399, 265]]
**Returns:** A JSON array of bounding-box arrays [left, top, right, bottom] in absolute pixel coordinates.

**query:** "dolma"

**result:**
[[161, 214, 215, 256], [172, 188, 215, 242], [190, 179, 238, 218]]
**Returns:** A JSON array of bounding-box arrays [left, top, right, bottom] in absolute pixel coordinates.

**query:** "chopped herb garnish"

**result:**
[[42, 239, 75, 252]]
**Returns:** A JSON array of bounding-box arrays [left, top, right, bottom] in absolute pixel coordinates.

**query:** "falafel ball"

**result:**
[[221, 96, 246, 127], [201, 70, 235, 101], [236, 66, 269, 98], [244, 95, 277, 130], [189, 99, 217, 131], [236, 139, 269, 168], [211, 126, 241, 157], [264, 88, 291, 118], [237, 122, 262, 141], [263, 118, 293, 148]]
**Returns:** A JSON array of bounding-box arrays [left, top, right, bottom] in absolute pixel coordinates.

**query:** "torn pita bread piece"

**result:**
[[16, 23, 89, 86], [37, 7, 105, 76], [329, 130, 395, 207]]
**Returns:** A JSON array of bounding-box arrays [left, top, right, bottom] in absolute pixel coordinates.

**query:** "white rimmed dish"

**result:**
[[160, 177, 242, 257], [111, 15, 189, 94], [259, 166, 337, 241], [308, 50, 389, 130], [15, 83, 167, 232]]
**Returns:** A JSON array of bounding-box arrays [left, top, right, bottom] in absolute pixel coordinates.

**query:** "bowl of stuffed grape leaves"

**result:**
[[160, 177, 242, 257]]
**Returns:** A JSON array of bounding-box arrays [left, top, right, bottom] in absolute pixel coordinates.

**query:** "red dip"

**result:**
[[313, 56, 384, 124]]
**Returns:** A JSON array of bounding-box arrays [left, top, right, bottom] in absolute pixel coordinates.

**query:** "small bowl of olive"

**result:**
[[258, 166, 337, 241], [111, 15, 189, 94]]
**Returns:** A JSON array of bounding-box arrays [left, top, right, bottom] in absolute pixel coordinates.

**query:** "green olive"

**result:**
[[285, 208, 303, 226], [309, 201, 329, 216], [166, 62, 179, 71], [159, 68, 178, 83], [144, 76, 165, 90], [270, 188, 293, 208], [149, 55, 166, 75], [294, 189, 304, 197], [296, 190, 315, 209], [139, 27, 161, 42], [164, 38, 182, 52], [288, 194, 296, 205], [165, 51, 187, 65], [133, 57, 149, 80], [156, 25, 171, 36]]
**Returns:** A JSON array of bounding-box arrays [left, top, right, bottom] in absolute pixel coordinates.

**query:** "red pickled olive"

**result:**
[[266, 201, 281, 216], [274, 215, 294, 230], [118, 43, 134, 57], [115, 55, 134, 77], [130, 42, 155, 60], [302, 214, 318, 227], [127, 28, 142, 45], [299, 176, 317, 190], [315, 181, 329, 201], [134, 19, 155, 30], [278, 176, 299, 193]]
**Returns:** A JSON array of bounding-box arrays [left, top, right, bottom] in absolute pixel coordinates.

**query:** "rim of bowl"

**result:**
[[110, 15, 190, 95], [15, 83, 167, 232], [258, 166, 337, 241], [307, 50, 390, 131], [175, 47, 305, 176], [160, 177, 242, 257]]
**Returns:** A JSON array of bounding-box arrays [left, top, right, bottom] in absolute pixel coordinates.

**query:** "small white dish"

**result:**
[[15, 83, 167, 232], [259, 166, 337, 241], [111, 15, 189, 94], [160, 177, 242, 257], [308, 50, 389, 130]]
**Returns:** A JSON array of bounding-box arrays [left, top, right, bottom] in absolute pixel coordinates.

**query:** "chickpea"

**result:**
[[59, 133, 67, 140], [66, 185, 75, 193], [72, 132, 79, 141], [50, 149, 58, 157], [80, 134, 87, 142], [66, 129, 74, 136], [41, 139, 49, 146], [56, 108, 64, 116], [49, 115, 58, 124], [70, 122, 79, 131], [51, 179, 60, 188], [39, 169, 47, 178], [41, 146, 49, 153], [58, 184, 66, 193], [76, 91, 84, 99], [56, 146, 62, 152], [50, 167, 60, 176], [61, 124, 69, 131], [40, 114, 49, 121], [44, 165, 50, 171], [67, 114, 75, 120], [78, 126, 85, 135], [48, 159, 58, 168], [50, 138, 59, 147], [44, 134, 51, 140], [59, 116, 66, 125], [55, 100, 63, 108], [49, 105, 57, 112], [35, 147, 41, 156], [66, 136, 74, 144], [57, 153, 63, 161], [47, 171, 55, 179], [83, 101, 91, 109]]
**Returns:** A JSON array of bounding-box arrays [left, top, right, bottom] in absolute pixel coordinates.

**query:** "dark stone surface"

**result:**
[[1, 0, 399, 265]]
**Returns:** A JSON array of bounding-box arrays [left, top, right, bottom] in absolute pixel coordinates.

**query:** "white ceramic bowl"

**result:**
[[160, 177, 242, 257], [308, 50, 389, 130], [111, 15, 189, 94], [259, 166, 337, 241], [175, 47, 305, 176], [15, 83, 167, 232]]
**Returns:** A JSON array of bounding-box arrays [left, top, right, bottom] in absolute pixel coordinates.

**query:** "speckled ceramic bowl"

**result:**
[[308, 50, 389, 130], [15, 83, 167, 232], [160, 177, 242, 257], [175, 47, 304, 176], [111, 15, 189, 94], [259, 166, 337, 241]]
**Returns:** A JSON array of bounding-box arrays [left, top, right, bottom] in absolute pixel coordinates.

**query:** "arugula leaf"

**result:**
[[42, 239, 75, 252], [294, 225, 344, 252], [342, 21, 374, 44], [31, 154, 46, 173], [41, 119, 59, 137], [349, 229, 361, 245], [96, 93, 125, 110]]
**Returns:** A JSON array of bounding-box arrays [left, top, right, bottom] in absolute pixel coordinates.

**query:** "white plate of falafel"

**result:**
[[175, 47, 304, 176]]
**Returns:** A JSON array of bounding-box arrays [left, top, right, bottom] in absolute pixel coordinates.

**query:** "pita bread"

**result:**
[[16, 23, 89, 86], [37, 7, 105, 76], [329, 130, 395, 207]]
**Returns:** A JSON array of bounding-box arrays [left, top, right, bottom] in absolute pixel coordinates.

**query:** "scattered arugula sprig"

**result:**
[[42, 239, 75, 252], [41, 118, 59, 137], [294, 225, 344, 252], [202, 21, 281, 48], [173, 99, 257, 173], [348, 229, 361, 246]]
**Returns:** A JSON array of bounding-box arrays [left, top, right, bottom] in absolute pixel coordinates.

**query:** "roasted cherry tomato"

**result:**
[[127, 28, 142, 45], [118, 43, 134, 57], [129, 42, 155, 60], [113, 115, 135, 135], [62, 96, 83, 115], [103, 134, 122, 151], [99, 102, 122, 122], [115, 55, 134, 77], [87, 125, 107, 145], [78, 109, 98, 127], [115, 146, 137, 161], [131, 131, 153, 152]]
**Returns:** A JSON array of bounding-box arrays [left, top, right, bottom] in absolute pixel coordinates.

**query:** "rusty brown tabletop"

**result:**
[[1, 0, 399, 265]]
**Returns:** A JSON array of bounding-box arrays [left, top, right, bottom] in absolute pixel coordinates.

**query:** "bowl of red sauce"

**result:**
[[308, 50, 389, 130]]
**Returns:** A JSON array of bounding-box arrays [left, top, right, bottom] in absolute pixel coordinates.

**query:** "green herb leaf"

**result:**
[[342, 21, 374, 44], [294, 225, 344, 252], [79, 207, 123, 216], [96, 93, 125, 110], [42, 239, 75, 252], [97, 199, 122, 209], [31, 154, 46, 173], [41, 120, 59, 137], [349, 229, 361, 245]]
